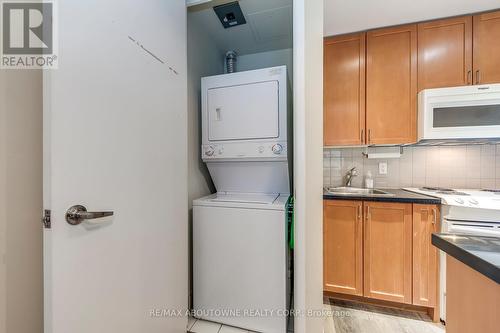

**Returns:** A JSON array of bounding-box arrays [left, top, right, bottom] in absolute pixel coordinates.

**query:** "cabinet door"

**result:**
[[413, 205, 439, 307], [364, 202, 412, 304], [418, 16, 472, 91], [366, 25, 417, 145], [323, 200, 363, 296], [473, 10, 500, 84], [324, 33, 366, 146]]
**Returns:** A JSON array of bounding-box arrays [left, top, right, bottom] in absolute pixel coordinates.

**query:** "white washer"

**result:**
[[193, 193, 289, 333]]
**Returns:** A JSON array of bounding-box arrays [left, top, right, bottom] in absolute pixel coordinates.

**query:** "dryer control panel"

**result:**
[[202, 141, 288, 160]]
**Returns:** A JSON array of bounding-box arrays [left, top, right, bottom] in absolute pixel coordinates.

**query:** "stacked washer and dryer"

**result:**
[[193, 66, 291, 333]]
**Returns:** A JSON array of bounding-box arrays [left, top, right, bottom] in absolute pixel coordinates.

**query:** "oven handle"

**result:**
[[447, 223, 500, 237]]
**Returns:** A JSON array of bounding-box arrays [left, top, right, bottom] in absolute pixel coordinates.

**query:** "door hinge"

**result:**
[[42, 209, 51, 229]]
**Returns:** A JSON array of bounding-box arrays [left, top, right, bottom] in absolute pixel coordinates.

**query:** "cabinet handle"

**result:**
[[357, 205, 362, 220], [432, 208, 437, 225], [361, 129, 364, 144], [368, 129, 372, 144], [366, 206, 370, 220], [476, 70, 481, 84], [467, 70, 472, 85]]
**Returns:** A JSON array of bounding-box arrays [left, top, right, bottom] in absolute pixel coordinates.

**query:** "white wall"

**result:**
[[231, 48, 293, 84], [187, 11, 222, 206], [0, 66, 5, 333], [293, 0, 324, 332], [0, 70, 43, 333], [324, 0, 500, 36], [187, 12, 224, 306]]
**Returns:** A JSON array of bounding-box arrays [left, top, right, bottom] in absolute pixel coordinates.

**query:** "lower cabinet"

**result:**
[[323, 200, 363, 296], [363, 202, 413, 304], [323, 200, 440, 316], [412, 204, 439, 308]]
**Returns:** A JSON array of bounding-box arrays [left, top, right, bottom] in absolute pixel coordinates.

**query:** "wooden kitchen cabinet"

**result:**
[[323, 200, 363, 295], [446, 256, 500, 333], [366, 25, 417, 145], [324, 33, 366, 146], [363, 202, 413, 304], [473, 10, 500, 84], [418, 16, 473, 91], [412, 204, 439, 309]]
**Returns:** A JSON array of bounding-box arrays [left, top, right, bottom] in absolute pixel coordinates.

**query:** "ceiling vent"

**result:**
[[213, 1, 246, 29]]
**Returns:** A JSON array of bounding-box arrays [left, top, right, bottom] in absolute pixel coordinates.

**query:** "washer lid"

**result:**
[[209, 192, 280, 204], [193, 192, 288, 210]]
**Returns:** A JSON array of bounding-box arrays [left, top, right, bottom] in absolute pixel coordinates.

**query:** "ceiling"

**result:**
[[324, 0, 500, 36], [188, 0, 293, 55]]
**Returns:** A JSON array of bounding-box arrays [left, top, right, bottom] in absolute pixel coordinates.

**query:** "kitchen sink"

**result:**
[[324, 187, 394, 197]]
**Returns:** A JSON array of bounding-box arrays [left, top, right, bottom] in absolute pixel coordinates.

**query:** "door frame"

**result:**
[[292, 0, 324, 332]]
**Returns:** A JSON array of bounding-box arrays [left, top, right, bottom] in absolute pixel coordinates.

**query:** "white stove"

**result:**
[[405, 187, 500, 322], [406, 187, 500, 236], [406, 187, 500, 210]]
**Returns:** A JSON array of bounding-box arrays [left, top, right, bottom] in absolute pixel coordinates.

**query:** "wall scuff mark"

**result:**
[[128, 35, 179, 75]]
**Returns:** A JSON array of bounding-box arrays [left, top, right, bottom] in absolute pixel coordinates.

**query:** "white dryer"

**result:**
[[193, 66, 291, 333]]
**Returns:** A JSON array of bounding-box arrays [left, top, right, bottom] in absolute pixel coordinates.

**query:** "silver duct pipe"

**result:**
[[225, 50, 238, 73]]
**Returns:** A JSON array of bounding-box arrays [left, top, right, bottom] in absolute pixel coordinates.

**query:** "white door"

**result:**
[[43, 1, 188, 332]]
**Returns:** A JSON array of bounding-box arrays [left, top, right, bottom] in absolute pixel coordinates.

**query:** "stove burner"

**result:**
[[420, 187, 471, 196], [421, 186, 454, 192], [435, 191, 470, 196], [482, 189, 500, 194]]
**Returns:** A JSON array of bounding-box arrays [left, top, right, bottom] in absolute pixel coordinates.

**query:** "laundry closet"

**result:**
[[187, 1, 294, 332]]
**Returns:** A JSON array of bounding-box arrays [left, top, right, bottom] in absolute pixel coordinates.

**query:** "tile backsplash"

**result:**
[[324, 144, 500, 190]]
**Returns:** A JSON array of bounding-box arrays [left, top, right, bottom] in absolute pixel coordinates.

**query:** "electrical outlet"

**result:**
[[378, 162, 388, 175]]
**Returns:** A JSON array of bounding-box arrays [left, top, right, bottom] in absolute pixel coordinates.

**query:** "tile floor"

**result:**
[[323, 299, 445, 333], [187, 300, 445, 333], [187, 317, 255, 333]]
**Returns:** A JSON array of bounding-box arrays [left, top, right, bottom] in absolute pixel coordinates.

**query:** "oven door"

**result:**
[[439, 217, 500, 322], [418, 84, 500, 141]]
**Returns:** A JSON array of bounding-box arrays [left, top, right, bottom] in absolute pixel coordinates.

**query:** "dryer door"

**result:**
[[208, 80, 279, 141]]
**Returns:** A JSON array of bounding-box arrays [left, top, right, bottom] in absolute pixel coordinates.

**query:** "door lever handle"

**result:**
[[66, 205, 114, 225]]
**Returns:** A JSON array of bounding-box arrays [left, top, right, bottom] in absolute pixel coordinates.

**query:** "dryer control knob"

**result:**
[[205, 146, 215, 156], [272, 144, 283, 154]]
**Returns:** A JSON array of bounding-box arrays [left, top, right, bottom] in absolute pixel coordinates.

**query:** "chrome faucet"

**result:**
[[345, 167, 358, 187]]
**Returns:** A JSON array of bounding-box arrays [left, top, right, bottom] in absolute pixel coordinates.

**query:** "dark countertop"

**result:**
[[432, 233, 500, 284], [323, 188, 441, 204]]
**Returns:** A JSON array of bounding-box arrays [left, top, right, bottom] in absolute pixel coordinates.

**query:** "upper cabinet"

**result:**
[[324, 33, 366, 146], [323, 9, 500, 147], [366, 25, 417, 145], [418, 16, 472, 91], [473, 10, 500, 84]]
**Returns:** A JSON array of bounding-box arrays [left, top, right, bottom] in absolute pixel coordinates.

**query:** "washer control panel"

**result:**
[[202, 142, 287, 160]]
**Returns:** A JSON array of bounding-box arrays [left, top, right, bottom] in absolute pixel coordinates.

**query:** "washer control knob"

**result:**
[[455, 198, 464, 204], [258, 146, 265, 153], [205, 146, 215, 156], [469, 199, 479, 205], [272, 144, 283, 155]]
